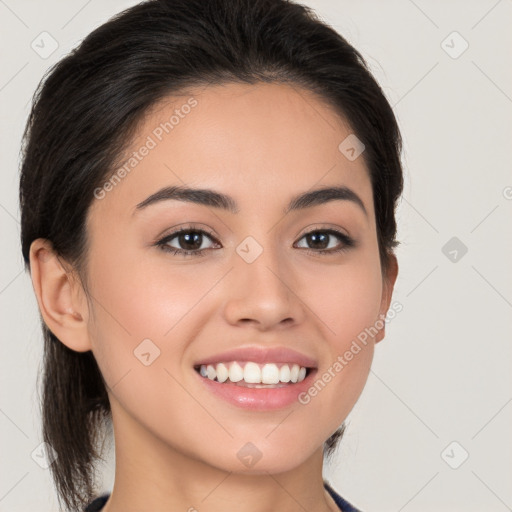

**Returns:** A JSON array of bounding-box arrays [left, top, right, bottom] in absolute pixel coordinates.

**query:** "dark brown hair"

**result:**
[[19, 0, 403, 509]]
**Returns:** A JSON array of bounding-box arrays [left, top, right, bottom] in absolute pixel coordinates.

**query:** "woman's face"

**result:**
[[82, 82, 396, 474]]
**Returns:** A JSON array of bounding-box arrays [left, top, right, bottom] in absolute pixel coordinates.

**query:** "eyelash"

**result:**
[[155, 225, 355, 258]]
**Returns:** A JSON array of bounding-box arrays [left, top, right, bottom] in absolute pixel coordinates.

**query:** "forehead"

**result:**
[[89, 82, 374, 221]]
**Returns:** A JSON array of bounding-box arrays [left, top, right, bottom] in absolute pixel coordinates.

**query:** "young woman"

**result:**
[[19, 0, 403, 510]]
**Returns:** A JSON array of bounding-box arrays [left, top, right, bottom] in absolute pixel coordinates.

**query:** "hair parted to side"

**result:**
[[19, 0, 403, 509]]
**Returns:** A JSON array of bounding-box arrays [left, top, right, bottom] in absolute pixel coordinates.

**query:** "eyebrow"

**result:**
[[134, 185, 367, 216]]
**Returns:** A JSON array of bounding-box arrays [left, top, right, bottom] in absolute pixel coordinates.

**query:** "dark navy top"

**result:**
[[84, 482, 362, 511]]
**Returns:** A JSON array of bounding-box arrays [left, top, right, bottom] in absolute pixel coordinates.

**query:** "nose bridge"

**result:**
[[223, 233, 303, 328], [238, 235, 286, 293]]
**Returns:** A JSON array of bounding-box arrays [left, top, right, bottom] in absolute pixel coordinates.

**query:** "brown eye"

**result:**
[[295, 229, 355, 254], [156, 228, 219, 257]]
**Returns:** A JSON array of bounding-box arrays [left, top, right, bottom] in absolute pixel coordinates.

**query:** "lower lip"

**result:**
[[195, 369, 317, 411]]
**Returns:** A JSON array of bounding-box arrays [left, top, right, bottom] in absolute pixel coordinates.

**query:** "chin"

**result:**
[[198, 435, 322, 475]]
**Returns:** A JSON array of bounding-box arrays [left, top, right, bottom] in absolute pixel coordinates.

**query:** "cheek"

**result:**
[[298, 256, 382, 405], [84, 240, 236, 409], [303, 253, 383, 348], [87, 241, 211, 340], [84, 239, 185, 385]]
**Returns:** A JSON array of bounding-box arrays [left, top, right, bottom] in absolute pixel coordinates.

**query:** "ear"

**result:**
[[29, 238, 92, 352], [375, 253, 399, 344]]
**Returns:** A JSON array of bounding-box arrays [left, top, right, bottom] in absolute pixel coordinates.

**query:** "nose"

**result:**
[[222, 241, 305, 331]]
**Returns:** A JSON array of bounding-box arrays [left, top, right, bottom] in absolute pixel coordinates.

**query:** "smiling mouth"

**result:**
[[194, 361, 314, 388]]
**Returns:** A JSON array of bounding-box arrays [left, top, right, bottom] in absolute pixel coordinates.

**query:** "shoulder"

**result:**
[[324, 481, 363, 512], [84, 493, 110, 512]]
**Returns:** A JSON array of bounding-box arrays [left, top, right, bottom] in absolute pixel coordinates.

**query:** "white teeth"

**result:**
[[261, 363, 280, 384], [206, 364, 216, 381], [279, 364, 291, 383], [243, 362, 261, 383], [216, 363, 229, 383], [197, 361, 310, 385], [229, 362, 244, 382], [290, 364, 300, 383]]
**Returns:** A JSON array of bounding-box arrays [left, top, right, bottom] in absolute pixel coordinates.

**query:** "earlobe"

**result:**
[[29, 238, 92, 352], [375, 253, 399, 344]]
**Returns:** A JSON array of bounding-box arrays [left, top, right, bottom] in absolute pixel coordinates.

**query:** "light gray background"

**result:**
[[1, 1, 511, 511]]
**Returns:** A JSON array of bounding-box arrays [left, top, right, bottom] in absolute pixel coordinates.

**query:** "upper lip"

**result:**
[[194, 346, 318, 368]]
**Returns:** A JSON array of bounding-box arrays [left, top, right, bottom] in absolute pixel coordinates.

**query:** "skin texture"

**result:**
[[29, 82, 398, 512]]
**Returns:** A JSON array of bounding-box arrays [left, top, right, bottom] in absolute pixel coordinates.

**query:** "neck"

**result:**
[[101, 402, 339, 512]]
